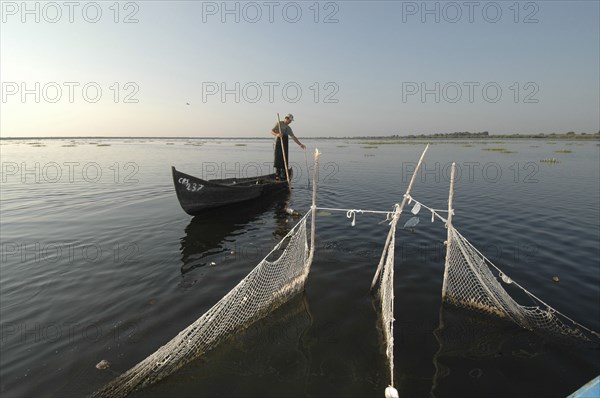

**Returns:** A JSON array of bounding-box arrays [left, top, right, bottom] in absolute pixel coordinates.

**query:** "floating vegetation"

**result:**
[[481, 147, 507, 151], [30, 144, 46, 147], [540, 158, 560, 163], [97, 144, 111, 147], [363, 141, 429, 145], [88, 142, 98, 145], [462, 144, 473, 147], [336, 145, 348, 148], [361, 140, 509, 146], [555, 149, 573, 153], [530, 145, 540, 148], [364, 153, 375, 157], [546, 142, 557, 144], [62, 144, 76, 147], [362, 146, 377, 149], [235, 143, 247, 146], [481, 147, 517, 154], [166, 142, 175, 145]]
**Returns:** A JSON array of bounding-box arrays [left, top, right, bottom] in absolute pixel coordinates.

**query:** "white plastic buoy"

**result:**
[[411, 202, 421, 215], [385, 386, 399, 398], [500, 273, 513, 284]]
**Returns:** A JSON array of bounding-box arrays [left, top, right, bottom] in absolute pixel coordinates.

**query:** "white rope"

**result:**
[[316, 206, 395, 215], [404, 194, 451, 224], [315, 206, 398, 226], [316, 196, 450, 227]]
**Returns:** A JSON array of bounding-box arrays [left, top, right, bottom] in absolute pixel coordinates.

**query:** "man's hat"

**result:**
[[285, 114, 294, 121]]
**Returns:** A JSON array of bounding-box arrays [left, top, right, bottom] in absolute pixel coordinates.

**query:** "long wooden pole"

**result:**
[[370, 144, 430, 290], [307, 148, 320, 267], [441, 162, 456, 300], [276, 113, 292, 191], [304, 148, 310, 188]]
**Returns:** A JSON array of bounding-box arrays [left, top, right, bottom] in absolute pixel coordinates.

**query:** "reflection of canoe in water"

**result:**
[[179, 197, 288, 274], [172, 166, 291, 215]]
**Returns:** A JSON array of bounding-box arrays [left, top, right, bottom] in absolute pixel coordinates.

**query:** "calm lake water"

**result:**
[[1, 138, 599, 398]]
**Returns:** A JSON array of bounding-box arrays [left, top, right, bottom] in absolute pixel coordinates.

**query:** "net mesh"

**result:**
[[92, 213, 312, 398], [442, 226, 600, 343], [371, 214, 399, 390]]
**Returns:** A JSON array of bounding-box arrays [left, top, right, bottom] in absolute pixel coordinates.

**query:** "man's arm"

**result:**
[[292, 135, 306, 149], [272, 122, 282, 137]]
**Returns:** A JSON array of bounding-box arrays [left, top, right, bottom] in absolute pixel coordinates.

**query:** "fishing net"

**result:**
[[92, 212, 312, 397], [370, 206, 401, 398], [442, 225, 600, 343]]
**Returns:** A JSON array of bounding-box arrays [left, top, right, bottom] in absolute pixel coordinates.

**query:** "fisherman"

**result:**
[[271, 113, 305, 181]]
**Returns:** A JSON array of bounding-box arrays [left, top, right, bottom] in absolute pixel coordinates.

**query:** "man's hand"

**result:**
[[300, 144, 306, 150]]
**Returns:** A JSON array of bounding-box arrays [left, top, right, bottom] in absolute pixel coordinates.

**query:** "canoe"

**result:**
[[172, 166, 291, 215]]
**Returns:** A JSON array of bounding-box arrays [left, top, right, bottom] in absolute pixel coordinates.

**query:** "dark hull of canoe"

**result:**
[[172, 166, 291, 215]]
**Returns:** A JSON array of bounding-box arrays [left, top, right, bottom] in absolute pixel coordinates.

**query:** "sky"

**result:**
[[1, 0, 599, 137]]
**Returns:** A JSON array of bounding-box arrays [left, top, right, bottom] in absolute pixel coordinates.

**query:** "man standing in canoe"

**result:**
[[271, 114, 306, 181]]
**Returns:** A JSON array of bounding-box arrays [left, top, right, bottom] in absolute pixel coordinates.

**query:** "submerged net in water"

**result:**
[[92, 212, 313, 397], [442, 225, 600, 344], [371, 212, 399, 395]]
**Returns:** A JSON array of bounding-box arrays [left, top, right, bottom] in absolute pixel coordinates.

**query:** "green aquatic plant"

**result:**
[[555, 149, 573, 153], [481, 147, 516, 154], [362, 141, 431, 145], [482, 147, 507, 152]]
